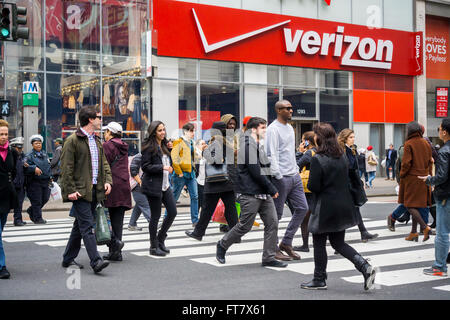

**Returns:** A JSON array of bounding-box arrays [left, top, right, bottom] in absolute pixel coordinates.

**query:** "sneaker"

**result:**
[[128, 225, 142, 231], [423, 267, 447, 277]]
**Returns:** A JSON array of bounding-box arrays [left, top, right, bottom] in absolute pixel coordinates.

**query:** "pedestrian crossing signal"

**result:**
[[0, 100, 11, 117], [0, 5, 11, 40], [0, 3, 28, 42]]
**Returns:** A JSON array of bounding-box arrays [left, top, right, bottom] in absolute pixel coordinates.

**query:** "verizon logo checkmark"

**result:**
[[192, 8, 290, 54]]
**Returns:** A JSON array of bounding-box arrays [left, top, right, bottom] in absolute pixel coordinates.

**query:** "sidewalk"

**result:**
[[7, 177, 398, 222]]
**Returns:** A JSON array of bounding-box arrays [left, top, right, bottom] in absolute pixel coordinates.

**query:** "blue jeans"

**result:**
[[359, 170, 368, 183], [367, 171, 376, 187], [0, 212, 8, 268], [169, 175, 199, 224], [129, 190, 151, 226], [433, 199, 450, 272], [392, 205, 429, 223]]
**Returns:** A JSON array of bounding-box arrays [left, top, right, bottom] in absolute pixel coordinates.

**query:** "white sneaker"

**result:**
[[128, 225, 143, 231]]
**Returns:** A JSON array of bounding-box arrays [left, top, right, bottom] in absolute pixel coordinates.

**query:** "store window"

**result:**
[[282, 67, 315, 87], [267, 66, 280, 86], [179, 59, 197, 81], [45, 0, 100, 74], [179, 81, 197, 129], [319, 70, 349, 89], [200, 60, 240, 82], [283, 88, 316, 119], [319, 89, 349, 134], [5, 0, 43, 71], [102, 0, 148, 75], [200, 83, 240, 139], [267, 87, 280, 124]]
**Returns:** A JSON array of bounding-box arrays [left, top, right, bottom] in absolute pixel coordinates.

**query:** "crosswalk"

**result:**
[[3, 211, 449, 291]]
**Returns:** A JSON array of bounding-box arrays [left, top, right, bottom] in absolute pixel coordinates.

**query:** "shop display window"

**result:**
[[319, 89, 350, 133], [282, 67, 315, 88], [283, 88, 316, 119], [200, 61, 240, 83], [320, 70, 350, 89]]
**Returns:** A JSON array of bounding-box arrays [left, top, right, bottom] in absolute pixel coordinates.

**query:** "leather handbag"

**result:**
[[349, 170, 368, 207], [205, 163, 229, 183], [300, 150, 315, 193]]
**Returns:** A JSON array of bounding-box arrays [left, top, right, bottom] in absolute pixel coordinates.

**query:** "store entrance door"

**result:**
[[290, 121, 317, 147]]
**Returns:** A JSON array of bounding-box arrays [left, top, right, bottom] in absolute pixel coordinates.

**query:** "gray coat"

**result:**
[[50, 145, 62, 176]]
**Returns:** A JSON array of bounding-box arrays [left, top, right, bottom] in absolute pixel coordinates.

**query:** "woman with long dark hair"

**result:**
[[301, 123, 376, 291], [399, 121, 433, 242], [337, 128, 378, 242], [141, 121, 177, 256]]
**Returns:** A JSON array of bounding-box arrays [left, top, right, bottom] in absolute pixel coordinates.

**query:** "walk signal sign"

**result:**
[[0, 3, 28, 42], [0, 100, 11, 117]]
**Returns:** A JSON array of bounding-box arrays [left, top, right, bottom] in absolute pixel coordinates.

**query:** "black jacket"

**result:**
[[307, 154, 358, 234], [13, 151, 25, 189], [236, 133, 278, 196], [141, 146, 172, 198], [385, 148, 398, 164], [426, 140, 450, 201], [0, 146, 18, 213], [296, 148, 316, 171], [203, 136, 235, 194]]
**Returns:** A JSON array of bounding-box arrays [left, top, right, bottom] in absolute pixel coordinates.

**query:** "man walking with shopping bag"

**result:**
[[60, 106, 112, 274]]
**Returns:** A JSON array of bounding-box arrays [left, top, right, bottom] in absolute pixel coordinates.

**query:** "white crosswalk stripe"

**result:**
[[3, 212, 448, 289]]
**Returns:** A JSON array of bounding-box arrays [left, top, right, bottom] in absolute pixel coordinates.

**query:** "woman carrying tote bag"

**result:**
[[185, 121, 239, 241]]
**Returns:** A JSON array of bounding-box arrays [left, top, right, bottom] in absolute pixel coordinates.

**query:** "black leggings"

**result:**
[[146, 189, 178, 248], [313, 230, 359, 274], [193, 190, 238, 237], [108, 206, 127, 244]]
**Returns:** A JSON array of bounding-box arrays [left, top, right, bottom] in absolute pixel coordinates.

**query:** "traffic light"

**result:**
[[0, 4, 11, 40], [12, 4, 28, 40]]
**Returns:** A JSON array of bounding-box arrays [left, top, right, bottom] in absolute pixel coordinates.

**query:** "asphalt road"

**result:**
[[1, 198, 449, 303]]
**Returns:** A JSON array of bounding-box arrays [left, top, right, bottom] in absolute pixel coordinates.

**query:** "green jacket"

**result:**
[[60, 128, 112, 203]]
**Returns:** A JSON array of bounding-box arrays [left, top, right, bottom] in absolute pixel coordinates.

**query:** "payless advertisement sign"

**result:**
[[436, 87, 449, 118], [154, 0, 423, 76], [426, 16, 450, 80]]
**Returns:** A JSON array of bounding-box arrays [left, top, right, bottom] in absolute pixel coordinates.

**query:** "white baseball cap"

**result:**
[[102, 122, 123, 134]]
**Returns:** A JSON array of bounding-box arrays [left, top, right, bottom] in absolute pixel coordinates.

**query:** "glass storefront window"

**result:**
[[179, 59, 197, 81], [179, 81, 197, 129], [267, 87, 281, 124], [319, 70, 349, 89], [283, 88, 316, 119], [5, 0, 43, 71], [102, 0, 148, 75], [282, 67, 315, 87], [267, 66, 280, 85], [319, 89, 349, 134], [200, 60, 240, 82], [200, 83, 240, 138], [45, 0, 100, 74]]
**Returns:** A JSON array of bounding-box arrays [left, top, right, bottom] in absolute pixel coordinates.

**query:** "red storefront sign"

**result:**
[[153, 0, 423, 76], [436, 87, 449, 118]]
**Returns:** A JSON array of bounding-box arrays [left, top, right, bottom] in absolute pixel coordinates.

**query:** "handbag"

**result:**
[[95, 204, 112, 245], [300, 150, 315, 193], [349, 170, 368, 207], [367, 154, 377, 166], [205, 163, 229, 183]]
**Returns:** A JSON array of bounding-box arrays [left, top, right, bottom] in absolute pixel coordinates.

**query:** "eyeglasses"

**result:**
[[96, 116, 102, 119], [279, 107, 293, 111]]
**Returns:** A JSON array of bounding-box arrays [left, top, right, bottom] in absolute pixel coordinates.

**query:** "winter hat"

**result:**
[[211, 121, 227, 136], [367, 145, 373, 151], [243, 116, 252, 126]]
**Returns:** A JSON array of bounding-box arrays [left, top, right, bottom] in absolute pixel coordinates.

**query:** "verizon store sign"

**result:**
[[154, 0, 423, 76]]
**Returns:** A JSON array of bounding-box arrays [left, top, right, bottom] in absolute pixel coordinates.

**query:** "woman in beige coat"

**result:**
[[365, 146, 378, 188]]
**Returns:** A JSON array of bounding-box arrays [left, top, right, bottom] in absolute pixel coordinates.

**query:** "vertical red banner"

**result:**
[[436, 87, 449, 118]]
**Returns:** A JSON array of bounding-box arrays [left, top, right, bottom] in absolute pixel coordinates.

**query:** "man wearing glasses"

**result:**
[[60, 106, 112, 274], [170, 122, 199, 227], [265, 100, 309, 262]]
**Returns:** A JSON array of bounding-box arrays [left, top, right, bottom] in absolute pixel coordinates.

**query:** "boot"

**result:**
[[387, 215, 395, 232], [149, 238, 166, 256], [158, 234, 170, 254], [423, 226, 432, 242], [352, 254, 376, 291], [300, 271, 327, 290], [404, 232, 419, 242], [361, 231, 378, 242]]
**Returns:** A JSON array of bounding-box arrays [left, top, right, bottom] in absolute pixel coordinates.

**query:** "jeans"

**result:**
[[169, 175, 199, 224], [391, 204, 429, 224], [272, 175, 309, 246], [367, 171, 376, 187], [433, 199, 450, 272], [146, 188, 177, 249], [62, 189, 101, 268], [0, 212, 8, 268], [386, 160, 395, 179], [221, 194, 278, 262], [129, 190, 151, 226], [359, 170, 368, 183]]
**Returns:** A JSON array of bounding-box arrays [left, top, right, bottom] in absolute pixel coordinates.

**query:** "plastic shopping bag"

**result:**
[[211, 200, 241, 225], [50, 182, 62, 201]]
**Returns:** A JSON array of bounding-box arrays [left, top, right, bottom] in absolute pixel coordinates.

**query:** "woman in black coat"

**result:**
[[338, 129, 378, 242], [185, 121, 239, 241], [0, 120, 18, 279], [300, 123, 376, 291], [141, 121, 177, 256]]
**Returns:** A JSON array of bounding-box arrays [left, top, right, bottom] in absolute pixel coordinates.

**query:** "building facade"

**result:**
[[0, 0, 449, 167]]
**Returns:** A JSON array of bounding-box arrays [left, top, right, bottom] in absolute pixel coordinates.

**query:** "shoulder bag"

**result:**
[[205, 163, 229, 183], [299, 150, 315, 193]]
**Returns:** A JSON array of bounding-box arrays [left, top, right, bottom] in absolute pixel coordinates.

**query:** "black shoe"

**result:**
[[158, 242, 170, 254], [216, 241, 226, 264], [353, 254, 376, 290], [300, 279, 327, 290], [0, 266, 11, 279], [150, 247, 166, 256], [34, 218, 47, 224], [61, 260, 84, 269], [293, 245, 310, 252], [103, 252, 123, 261], [185, 230, 202, 241], [387, 215, 395, 232], [361, 231, 378, 242], [261, 260, 288, 268], [114, 240, 125, 252], [92, 259, 109, 274], [14, 221, 26, 226], [219, 225, 229, 233]]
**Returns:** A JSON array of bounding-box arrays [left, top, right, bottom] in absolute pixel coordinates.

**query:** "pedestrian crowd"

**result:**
[[0, 102, 448, 288]]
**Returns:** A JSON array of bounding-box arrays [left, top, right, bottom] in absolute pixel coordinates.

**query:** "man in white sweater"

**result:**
[[265, 100, 309, 261]]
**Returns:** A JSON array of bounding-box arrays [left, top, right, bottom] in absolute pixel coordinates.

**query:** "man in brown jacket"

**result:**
[[60, 106, 113, 274]]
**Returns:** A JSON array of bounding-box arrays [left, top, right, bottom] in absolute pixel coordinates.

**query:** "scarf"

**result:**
[[0, 141, 9, 162]]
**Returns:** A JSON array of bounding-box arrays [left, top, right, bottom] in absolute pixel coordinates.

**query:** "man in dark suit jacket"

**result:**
[[385, 144, 398, 180]]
